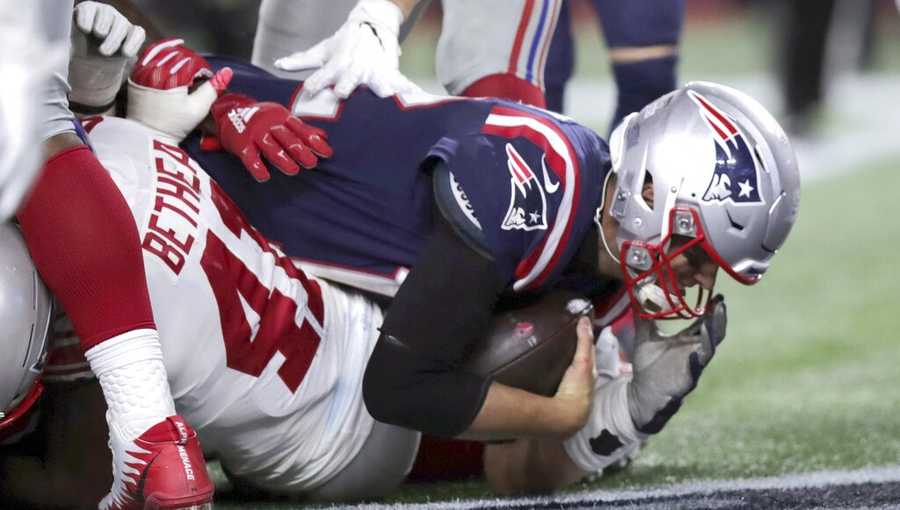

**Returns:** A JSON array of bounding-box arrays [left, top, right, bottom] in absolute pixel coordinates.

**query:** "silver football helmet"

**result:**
[[605, 81, 800, 319], [0, 222, 53, 440]]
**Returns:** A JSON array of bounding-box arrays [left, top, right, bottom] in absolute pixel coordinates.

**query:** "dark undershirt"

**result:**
[[362, 164, 602, 437], [363, 205, 508, 437]]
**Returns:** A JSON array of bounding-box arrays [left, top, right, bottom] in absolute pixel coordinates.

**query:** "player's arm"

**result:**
[[363, 210, 594, 440], [0, 381, 110, 509], [463, 318, 594, 440], [68, 1, 146, 116]]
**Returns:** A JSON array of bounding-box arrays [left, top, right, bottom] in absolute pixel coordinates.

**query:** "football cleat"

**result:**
[[101, 416, 213, 510]]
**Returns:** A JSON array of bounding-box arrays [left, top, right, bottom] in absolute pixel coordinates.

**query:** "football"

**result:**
[[463, 290, 593, 397]]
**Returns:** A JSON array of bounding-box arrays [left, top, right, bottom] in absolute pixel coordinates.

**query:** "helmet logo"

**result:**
[[689, 91, 763, 206], [501, 143, 548, 231]]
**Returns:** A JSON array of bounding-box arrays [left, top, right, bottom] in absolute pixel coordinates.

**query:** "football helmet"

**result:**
[[0, 222, 53, 441], [605, 81, 800, 319]]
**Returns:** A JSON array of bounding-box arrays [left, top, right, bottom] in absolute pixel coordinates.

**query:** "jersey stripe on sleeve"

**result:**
[[482, 105, 581, 291]]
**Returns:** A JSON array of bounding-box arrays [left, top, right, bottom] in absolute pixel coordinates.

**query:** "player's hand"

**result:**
[[127, 39, 232, 142], [627, 294, 727, 433], [210, 95, 333, 181], [74, 1, 146, 57], [552, 317, 596, 435], [274, 0, 421, 99], [69, 2, 146, 110]]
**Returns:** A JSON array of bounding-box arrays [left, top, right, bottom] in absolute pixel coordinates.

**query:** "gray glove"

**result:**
[[628, 294, 727, 434]]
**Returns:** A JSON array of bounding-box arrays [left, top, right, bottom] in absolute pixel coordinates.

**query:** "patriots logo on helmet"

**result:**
[[688, 91, 763, 206], [501, 143, 548, 231]]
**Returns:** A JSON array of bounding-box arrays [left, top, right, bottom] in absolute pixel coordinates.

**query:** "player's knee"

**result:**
[[460, 74, 547, 109], [608, 44, 678, 64]]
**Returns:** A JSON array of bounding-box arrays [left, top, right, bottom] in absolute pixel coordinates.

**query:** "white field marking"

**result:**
[[415, 73, 900, 184], [309, 465, 900, 510]]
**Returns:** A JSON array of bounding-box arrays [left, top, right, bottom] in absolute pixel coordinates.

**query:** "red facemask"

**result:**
[[620, 207, 758, 319]]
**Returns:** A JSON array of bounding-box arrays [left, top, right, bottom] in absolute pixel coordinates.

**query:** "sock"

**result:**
[[86, 329, 176, 440]]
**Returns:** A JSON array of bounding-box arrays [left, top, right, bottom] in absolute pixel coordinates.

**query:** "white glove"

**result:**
[[69, 1, 146, 109], [274, 0, 421, 98]]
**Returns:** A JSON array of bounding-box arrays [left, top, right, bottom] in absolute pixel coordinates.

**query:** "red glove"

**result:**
[[210, 93, 333, 182], [128, 38, 232, 142]]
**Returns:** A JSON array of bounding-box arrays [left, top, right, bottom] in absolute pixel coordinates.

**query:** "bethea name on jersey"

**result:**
[[141, 140, 204, 276]]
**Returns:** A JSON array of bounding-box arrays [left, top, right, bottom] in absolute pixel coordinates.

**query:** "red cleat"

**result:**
[[101, 416, 214, 510]]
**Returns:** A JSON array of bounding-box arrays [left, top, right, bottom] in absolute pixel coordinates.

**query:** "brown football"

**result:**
[[463, 290, 592, 397]]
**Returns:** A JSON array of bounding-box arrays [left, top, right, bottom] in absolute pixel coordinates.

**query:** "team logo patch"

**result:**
[[227, 106, 259, 134], [688, 91, 763, 206], [501, 143, 548, 231]]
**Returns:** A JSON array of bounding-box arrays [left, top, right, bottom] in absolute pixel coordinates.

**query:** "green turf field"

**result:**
[[214, 154, 900, 509]]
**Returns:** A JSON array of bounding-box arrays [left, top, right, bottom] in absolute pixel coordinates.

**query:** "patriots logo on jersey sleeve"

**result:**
[[502, 143, 548, 231], [689, 91, 763, 206]]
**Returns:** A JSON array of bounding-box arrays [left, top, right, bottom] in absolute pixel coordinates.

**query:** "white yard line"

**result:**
[[322, 465, 900, 510]]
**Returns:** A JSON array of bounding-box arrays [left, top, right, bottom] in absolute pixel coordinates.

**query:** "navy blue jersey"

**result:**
[[183, 57, 612, 295]]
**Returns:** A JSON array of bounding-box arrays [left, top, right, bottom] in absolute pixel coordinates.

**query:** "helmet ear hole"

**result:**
[[637, 171, 655, 210]]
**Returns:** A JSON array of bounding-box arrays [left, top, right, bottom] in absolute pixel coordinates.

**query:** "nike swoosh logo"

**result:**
[[541, 155, 560, 194]]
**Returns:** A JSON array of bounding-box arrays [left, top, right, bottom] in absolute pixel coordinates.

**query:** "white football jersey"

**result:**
[[84, 115, 382, 492]]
